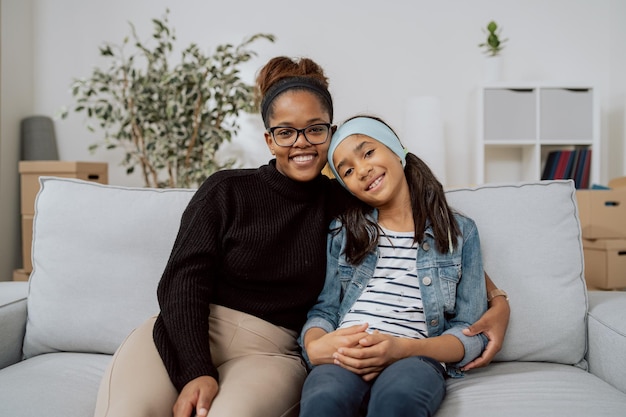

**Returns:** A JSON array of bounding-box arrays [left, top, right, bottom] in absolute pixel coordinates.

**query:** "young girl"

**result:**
[[299, 115, 488, 417]]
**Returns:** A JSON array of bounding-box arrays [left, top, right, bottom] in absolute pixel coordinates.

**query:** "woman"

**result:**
[[300, 115, 489, 417], [93, 56, 509, 417]]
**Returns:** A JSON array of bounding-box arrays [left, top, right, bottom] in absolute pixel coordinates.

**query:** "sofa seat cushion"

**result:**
[[445, 181, 586, 365], [23, 178, 196, 358], [437, 362, 626, 417], [0, 352, 110, 417]]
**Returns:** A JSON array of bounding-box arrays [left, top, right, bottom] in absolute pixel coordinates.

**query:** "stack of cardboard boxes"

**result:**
[[576, 177, 626, 290], [14, 161, 108, 281]]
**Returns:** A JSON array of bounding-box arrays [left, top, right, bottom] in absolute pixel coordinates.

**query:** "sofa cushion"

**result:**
[[445, 180, 587, 365], [0, 282, 29, 369], [23, 178, 586, 366], [23, 177, 196, 358], [587, 291, 626, 393], [0, 352, 110, 416], [438, 362, 626, 417]]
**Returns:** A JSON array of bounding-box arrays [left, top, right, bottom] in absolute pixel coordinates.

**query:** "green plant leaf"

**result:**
[[479, 20, 507, 56]]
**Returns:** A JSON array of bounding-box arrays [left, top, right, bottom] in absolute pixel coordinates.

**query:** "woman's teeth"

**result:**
[[292, 155, 314, 163]]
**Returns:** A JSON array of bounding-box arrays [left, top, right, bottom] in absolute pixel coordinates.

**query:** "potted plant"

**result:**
[[62, 10, 274, 188], [478, 20, 508, 56], [478, 20, 508, 82]]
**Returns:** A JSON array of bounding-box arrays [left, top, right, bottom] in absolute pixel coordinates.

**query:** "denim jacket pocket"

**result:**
[[337, 262, 373, 320], [438, 264, 462, 311], [337, 262, 355, 284]]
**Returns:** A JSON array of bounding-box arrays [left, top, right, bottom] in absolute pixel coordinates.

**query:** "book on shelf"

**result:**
[[554, 150, 573, 180], [579, 149, 591, 188], [541, 148, 591, 189], [541, 151, 560, 181]]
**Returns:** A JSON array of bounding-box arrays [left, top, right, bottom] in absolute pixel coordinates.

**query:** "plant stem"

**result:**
[[185, 67, 210, 167]]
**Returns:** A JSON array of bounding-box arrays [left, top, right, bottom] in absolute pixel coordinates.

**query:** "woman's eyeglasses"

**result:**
[[267, 123, 332, 147]]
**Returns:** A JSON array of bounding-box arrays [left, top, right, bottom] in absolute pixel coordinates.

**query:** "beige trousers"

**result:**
[[94, 305, 307, 417]]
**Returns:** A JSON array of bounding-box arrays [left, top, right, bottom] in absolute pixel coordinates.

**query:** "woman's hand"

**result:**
[[304, 324, 369, 365], [173, 376, 219, 417], [461, 295, 510, 370]]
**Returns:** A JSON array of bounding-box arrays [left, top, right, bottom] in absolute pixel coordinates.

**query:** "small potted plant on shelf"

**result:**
[[62, 9, 274, 188], [478, 20, 508, 56], [478, 20, 508, 82]]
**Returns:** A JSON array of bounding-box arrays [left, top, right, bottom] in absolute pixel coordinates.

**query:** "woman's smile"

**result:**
[[290, 152, 317, 166]]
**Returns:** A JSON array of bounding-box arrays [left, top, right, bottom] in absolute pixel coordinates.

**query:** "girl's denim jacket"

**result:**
[[300, 211, 488, 378]]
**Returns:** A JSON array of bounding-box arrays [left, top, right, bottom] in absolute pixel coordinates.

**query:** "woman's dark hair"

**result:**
[[337, 116, 461, 265], [255, 56, 332, 126]]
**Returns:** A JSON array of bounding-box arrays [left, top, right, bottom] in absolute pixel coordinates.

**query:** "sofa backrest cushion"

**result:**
[[445, 180, 587, 365], [23, 178, 587, 365], [23, 177, 196, 358]]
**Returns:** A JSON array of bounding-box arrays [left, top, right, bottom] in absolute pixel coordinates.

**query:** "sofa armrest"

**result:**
[[586, 290, 626, 394], [0, 281, 28, 369]]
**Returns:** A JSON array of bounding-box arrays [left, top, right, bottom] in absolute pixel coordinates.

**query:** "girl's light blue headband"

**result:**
[[328, 117, 406, 187]]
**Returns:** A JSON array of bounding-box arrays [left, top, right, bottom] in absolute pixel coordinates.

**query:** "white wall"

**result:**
[[30, 0, 624, 188], [608, 0, 626, 177], [1, 0, 34, 281]]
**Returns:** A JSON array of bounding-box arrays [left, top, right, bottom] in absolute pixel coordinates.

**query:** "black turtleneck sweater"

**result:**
[[153, 161, 349, 391]]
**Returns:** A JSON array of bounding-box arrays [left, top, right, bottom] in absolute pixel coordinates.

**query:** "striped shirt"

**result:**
[[338, 228, 429, 339]]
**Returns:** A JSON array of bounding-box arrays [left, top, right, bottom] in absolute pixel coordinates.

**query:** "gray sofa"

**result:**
[[1, 177, 625, 417]]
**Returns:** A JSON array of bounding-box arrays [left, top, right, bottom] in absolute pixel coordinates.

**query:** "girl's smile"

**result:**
[[366, 173, 385, 191]]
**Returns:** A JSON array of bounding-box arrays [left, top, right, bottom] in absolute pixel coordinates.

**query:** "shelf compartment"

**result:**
[[540, 145, 592, 188], [483, 88, 536, 141], [484, 144, 537, 184], [539, 88, 593, 141]]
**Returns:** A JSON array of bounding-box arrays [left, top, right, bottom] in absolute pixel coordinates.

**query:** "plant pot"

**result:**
[[483, 55, 502, 83]]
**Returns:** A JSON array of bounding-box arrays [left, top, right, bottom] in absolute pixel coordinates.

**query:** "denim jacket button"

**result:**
[[430, 319, 438, 326], [422, 277, 432, 286], [421, 242, 430, 251]]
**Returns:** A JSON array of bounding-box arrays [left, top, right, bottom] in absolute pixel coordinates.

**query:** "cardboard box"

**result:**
[[608, 176, 626, 189], [576, 189, 626, 239], [19, 161, 108, 215], [13, 269, 30, 282], [583, 238, 626, 290], [22, 214, 34, 272]]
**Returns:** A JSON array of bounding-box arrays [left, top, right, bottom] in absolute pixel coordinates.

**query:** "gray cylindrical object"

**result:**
[[20, 115, 59, 160]]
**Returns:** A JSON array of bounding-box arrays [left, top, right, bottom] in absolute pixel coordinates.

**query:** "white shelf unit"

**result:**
[[476, 83, 600, 187]]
